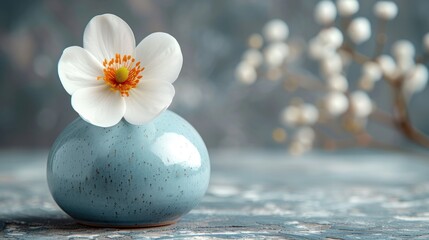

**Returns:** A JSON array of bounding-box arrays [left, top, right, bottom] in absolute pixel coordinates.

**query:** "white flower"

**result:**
[[314, 0, 337, 25], [403, 64, 428, 94], [309, 28, 342, 61], [377, 55, 396, 78], [392, 41, 416, 75], [242, 49, 263, 67], [308, 38, 335, 60], [362, 61, 382, 81], [327, 74, 348, 92], [294, 127, 316, 146], [321, 53, 343, 76], [263, 19, 289, 42], [58, 14, 182, 127], [423, 33, 429, 52], [325, 92, 349, 116], [264, 42, 289, 67], [336, 0, 359, 17], [281, 105, 301, 126], [318, 27, 344, 49], [350, 91, 373, 118], [392, 40, 415, 60], [348, 17, 371, 44], [396, 58, 415, 76], [374, 1, 398, 20], [281, 104, 318, 126], [301, 104, 319, 125], [235, 61, 257, 85]]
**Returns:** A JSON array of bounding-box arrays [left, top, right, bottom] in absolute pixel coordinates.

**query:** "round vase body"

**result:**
[[47, 110, 210, 227]]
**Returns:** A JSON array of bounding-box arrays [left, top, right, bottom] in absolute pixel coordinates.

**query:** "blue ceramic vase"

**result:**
[[47, 110, 210, 227]]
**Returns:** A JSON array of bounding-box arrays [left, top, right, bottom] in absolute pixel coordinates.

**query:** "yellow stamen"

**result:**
[[115, 67, 129, 83], [97, 54, 144, 97]]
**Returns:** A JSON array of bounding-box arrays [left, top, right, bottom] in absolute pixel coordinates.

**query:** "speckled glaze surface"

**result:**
[[47, 110, 210, 227]]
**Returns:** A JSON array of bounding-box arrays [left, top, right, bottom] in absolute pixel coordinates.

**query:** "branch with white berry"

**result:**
[[236, 0, 429, 155]]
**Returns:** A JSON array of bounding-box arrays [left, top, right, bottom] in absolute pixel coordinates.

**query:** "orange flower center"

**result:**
[[97, 53, 144, 97]]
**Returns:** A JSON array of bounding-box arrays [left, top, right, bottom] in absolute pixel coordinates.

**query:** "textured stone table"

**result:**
[[1, 149, 429, 239]]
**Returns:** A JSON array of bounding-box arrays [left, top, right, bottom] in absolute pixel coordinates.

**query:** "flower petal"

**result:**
[[58, 46, 104, 95], [135, 32, 183, 83], [72, 85, 126, 127], [83, 14, 135, 62], [124, 80, 175, 125]]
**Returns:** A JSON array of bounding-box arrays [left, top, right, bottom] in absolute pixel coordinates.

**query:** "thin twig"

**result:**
[[283, 70, 326, 91], [370, 109, 396, 128], [373, 18, 387, 59], [391, 83, 429, 148], [340, 44, 371, 64]]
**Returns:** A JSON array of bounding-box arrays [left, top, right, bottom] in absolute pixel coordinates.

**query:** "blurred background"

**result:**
[[1, 0, 429, 150]]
